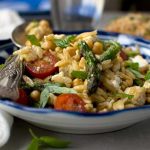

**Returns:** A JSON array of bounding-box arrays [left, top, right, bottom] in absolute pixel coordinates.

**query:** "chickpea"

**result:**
[[92, 42, 103, 54], [25, 40, 32, 46], [73, 85, 84, 93], [45, 34, 54, 41], [79, 57, 86, 70], [41, 41, 55, 50], [73, 79, 83, 86], [30, 90, 40, 101], [39, 20, 49, 28], [66, 47, 76, 56]]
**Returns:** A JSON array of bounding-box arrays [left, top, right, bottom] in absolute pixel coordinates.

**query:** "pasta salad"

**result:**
[[11, 30, 150, 113]]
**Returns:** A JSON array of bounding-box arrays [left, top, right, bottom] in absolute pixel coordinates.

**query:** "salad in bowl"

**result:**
[[0, 21, 150, 133]]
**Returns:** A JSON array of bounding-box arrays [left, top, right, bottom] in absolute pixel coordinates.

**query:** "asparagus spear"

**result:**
[[79, 41, 100, 95], [97, 41, 121, 62]]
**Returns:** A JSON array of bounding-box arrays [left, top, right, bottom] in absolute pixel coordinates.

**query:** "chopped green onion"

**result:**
[[145, 70, 150, 80], [54, 35, 76, 48], [27, 35, 40, 46], [71, 70, 87, 80]]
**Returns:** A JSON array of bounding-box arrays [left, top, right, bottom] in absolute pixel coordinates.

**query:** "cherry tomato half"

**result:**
[[54, 94, 86, 112], [16, 89, 29, 105], [25, 51, 58, 79]]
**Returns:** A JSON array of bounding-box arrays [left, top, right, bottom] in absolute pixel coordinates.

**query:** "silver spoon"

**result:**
[[11, 22, 29, 48], [0, 23, 26, 100], [0, 55, 23, 101]]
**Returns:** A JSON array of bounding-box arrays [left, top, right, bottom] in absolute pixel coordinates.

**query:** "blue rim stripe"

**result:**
[[0, 99, 150, 117]]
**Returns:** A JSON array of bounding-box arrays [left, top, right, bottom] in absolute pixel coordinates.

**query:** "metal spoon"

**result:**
[[0, 55, 23, 101], [11, 22, 29, 48]]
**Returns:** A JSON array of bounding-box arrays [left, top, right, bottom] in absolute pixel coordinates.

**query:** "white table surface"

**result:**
[[2, 118, 150, 150], [2, 11, 150, 150]]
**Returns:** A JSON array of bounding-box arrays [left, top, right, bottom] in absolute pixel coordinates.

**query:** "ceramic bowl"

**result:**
[[0, 31, 150, 134]]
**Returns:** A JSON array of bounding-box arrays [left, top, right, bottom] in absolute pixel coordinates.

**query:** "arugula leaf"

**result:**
[[128, 68, 144, 79], [115, 93, 134, 99], [28, 129, 71, 150], [39, 86, 77, 108], [125, 61, 139, 71], [71, 70, 87, 80], [54, 35, 76, 48], [145, 70, 150, 80], [27, 35, 40, 46]]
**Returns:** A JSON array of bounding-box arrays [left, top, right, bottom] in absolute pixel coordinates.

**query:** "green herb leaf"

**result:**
[[29, 128, 38, 139], [40, 136, 70, 148], [128, 68, 144, 79], [145, 70, 150, 80], [125, 61, 139, 71], [115, 93, 134, 99], [27, 139, 39, 150], [54, 35, 76, 48], [28, 129, 71, 149], [20, 82, 65, 91], [133, 79, 143, 86], [27, 35, 40, 46], [126, 51, 140, 57], [71, 70, 87, 80], [0, 64, 4, 69], [39, 86, 77, 108], [44, 82, 65, 87]]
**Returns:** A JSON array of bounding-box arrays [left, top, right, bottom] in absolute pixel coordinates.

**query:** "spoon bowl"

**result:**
[[11, 22, 29, 48]]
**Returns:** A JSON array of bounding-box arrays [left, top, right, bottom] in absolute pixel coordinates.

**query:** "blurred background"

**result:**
[[0, 0, 150, 40], [0, 0, 149, 25], [0, 0, 150, 12]]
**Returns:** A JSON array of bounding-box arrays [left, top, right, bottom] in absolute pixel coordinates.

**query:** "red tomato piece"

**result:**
[[25, 51, 58, 79], [16, 89, 29, 105], [54, 94, 86, 112]]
